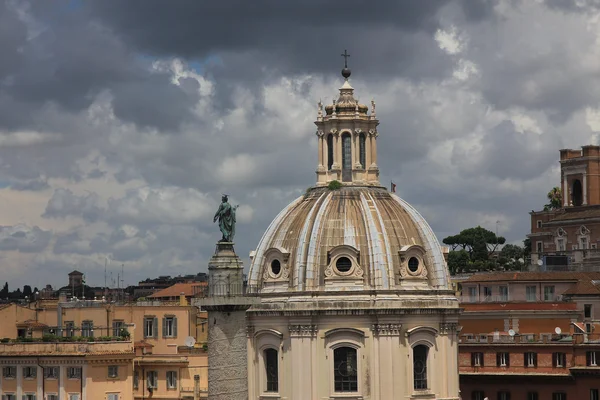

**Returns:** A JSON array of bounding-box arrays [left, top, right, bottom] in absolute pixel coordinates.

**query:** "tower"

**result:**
[[315, 53, 380, 185]]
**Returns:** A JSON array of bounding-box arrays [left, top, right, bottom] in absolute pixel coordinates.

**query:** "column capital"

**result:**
[[371, 323, 402, 336], [288, 324, 318, 338]]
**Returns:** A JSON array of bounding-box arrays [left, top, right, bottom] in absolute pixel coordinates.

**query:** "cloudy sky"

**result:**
[[1, 0, 599, 289]]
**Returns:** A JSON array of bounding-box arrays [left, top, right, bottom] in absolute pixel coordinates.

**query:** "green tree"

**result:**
[[447, 249, 470, 275], [543, 186, 562, 211], [443, 226, 506, 274], [22, 285, 32, 298], [498, 244, 525, 271]]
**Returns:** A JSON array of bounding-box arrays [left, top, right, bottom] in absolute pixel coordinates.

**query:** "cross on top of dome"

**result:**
[[341, 49, 351, 79]]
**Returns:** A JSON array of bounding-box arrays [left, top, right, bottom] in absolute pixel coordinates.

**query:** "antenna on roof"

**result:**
[[185, 336, 196, 348], [555, 327, 562, 335], [508, 329, 516, 337]]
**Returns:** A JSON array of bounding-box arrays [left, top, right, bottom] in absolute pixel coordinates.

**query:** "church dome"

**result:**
[[248, 185, 450, 293]]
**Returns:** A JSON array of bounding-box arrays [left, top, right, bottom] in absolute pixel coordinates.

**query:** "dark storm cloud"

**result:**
[[43, 189, 104, 222], [88, 0, 497, 81], [111, 73, 200, 131]]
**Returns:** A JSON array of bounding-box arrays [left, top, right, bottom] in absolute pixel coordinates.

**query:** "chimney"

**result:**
[[179, 292, 188, 306]]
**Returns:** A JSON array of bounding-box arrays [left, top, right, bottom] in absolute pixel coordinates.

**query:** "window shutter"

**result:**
[[506, 353, 510, 367], [496, 353, 500, 366], [552, 352, 557, 367], [524, 352, 528, 367], [562, 353, 567, 367], [534, 353, 537, 367], [173, 317, 178, 337], [153, 318, 158, 339], [162, 317, 167, 338], [507, 393, 511, 400], [471, 353, 475, 366], [147, 372, 152, 387]]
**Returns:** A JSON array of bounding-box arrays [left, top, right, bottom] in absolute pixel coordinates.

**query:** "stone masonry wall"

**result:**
[[208, 310, 248, 400]]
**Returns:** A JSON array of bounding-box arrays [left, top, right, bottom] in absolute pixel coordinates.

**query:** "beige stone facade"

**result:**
[[245, 69, 460, 400]]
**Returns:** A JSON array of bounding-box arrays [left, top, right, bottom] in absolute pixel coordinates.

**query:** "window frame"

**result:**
[[497, 352, 509, 367], [413, 344, 429, 390], [47, 394, 59, 400], [526, 285, 537, 302], [471, 352, 483, 367], [263, 348, 279, 393], [3, 366, 16, 378], [472, 391, 485, 400], [64, 321, 75, 338], [44, 366, 58, 379], [333, 345, 359, 393], [81, 320, 93, 338], [163, 315, 177, 338], [67, 367, 81, 380], [525, 352, 537, 368], [588, 351, 598, 366], [527, 392, 539, 400], [144, 317, 158, 339], [23, 366, 37, 379], [591, 389, 599, 400], [146, 370, 158, 389], [498, 391, 511, 400], [112, 320, 124, 337], [585, 304, 593, 319], [166, 370, 177, 389], [553, 352, 567, 368], [552, 393, 566, 400], [108, 365, 119, 379], [544, 286, 555, 301]]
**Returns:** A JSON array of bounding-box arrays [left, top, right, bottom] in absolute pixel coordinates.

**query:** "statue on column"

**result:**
[[213, 194, 238, 242]]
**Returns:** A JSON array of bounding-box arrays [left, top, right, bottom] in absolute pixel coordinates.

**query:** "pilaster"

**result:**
[[60, 365, 66, 400], [289, 325, 317, 399], [37, 365, 43, 400], [16, 364, 22, 400], [372, 324, 401, 400]]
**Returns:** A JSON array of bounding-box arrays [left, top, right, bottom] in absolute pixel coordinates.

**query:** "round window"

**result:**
[[336, 257, 352, 273], [408, 257, 420, 273], [270, 259, 281, 275]]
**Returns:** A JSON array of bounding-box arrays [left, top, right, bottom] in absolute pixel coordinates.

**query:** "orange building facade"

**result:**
[[457, 272, 600, 400]]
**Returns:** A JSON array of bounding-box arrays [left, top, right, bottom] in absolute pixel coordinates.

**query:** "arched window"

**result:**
[[413, 345, 429, 390], [327, 134, 334, 170], [341, 133, 352, 181], [359, 133, 366, 168], [334, 346, 357, 392], [264, 348, 278, 392], [572, 179, 583, 206]]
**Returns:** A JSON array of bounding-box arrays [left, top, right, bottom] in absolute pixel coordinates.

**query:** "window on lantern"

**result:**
[[264, 348, 278, 392], [341, 133, 352, 181], [413, 345, 428, 390], [359, 133, 366, 168], [333, 347, 358, 392]]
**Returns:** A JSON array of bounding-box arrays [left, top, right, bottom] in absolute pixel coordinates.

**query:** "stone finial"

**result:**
[[317, 100, 323, 118], [371, 99, 376, 117]]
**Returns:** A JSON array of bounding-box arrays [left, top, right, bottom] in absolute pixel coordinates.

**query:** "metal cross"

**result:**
[[341, 49, 350, 68]]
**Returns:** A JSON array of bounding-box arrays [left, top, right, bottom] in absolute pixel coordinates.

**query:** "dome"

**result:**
[[248, 186, 451, 293]]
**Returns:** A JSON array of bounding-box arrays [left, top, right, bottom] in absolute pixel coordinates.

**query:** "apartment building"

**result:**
[[458, 272, 600, 400]]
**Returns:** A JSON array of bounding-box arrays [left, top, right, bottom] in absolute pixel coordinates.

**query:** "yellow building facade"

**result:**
[[0, 298, 208, 400]]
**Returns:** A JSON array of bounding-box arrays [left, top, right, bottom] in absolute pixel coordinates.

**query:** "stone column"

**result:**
[[370, 131, 378, 167], [372, 324, 401, 400], [37, 366, 43, 400], [16, 365, 22, 400], [194, 242, 258, 400], [289, 325, 317, 400], [336, 133, 343, 171], [60, 366, 66, 400], [317, 134, 323, 169], [81, 364, 87, 400]]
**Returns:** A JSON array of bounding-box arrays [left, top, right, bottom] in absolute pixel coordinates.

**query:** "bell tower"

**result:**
[[315, 50, 380, 186]]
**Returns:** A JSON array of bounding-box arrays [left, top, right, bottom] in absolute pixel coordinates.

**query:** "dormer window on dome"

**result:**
[[315, 54, 380, 186]]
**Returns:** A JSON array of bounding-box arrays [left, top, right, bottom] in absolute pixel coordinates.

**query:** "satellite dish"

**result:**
[[508, 329, 515, 337], [537, 259, 543, 266], [185, 336, 196, 348], [555, 327, 562, 335]]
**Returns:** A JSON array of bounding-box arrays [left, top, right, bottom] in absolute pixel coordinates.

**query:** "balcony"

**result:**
[[193, 283, 260, 297], [531, 249, 600, 272], [460, 332, 600, 345], [0, 341, 133, 355]]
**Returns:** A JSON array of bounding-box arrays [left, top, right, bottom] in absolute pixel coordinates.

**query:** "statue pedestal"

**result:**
[[193, 241, 258, 400]]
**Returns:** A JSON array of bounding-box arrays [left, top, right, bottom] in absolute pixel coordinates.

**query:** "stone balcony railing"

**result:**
[[0, 341, 133, 354], [193, 283, 260, 297], [460, 333, 600, 345]]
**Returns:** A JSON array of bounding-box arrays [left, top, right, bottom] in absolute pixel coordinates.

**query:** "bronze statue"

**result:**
[[213, 194, 238, 242]]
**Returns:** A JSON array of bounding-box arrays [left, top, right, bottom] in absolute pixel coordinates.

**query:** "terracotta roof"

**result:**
[[16, 320, 48, 329], [562, 279, 600, 295], [548, 207, 600, 222], [464, 271, 600, 283], [148, 282, 207, 298]]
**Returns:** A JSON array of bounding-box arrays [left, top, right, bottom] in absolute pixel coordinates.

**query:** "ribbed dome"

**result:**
[[248, 186, 451, 293]]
